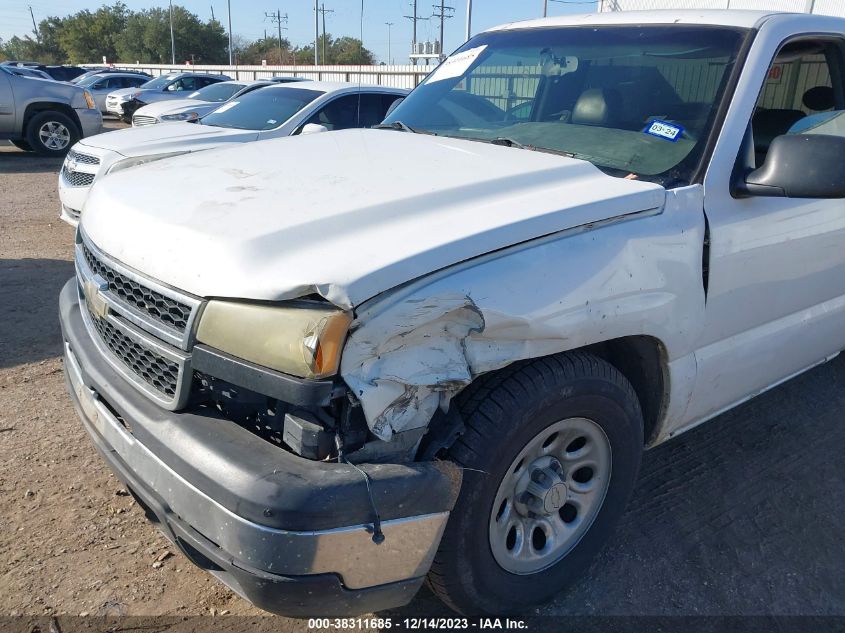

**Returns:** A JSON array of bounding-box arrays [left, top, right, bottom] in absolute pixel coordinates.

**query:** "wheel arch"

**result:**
[[22, 102, 81, 137]]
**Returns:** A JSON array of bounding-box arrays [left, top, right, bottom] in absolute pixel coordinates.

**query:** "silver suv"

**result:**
[[0, 65, 102, 156]]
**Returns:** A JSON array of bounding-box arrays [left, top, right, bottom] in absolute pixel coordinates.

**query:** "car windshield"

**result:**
[[140, 75, 176, 90], [384, 25, 746, 185], [187, 82, 245, 102], [77, 74, 104, 87], [200, 87, 324, 130]]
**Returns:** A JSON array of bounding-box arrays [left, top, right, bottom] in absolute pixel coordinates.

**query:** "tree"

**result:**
[[297, 34, 374, 65], [116, 6, 227, 64], [57, 4, 128, 63]]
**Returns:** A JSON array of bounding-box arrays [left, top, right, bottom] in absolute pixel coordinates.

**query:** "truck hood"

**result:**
[[81, 129, 666, 310], [79, 122, 257, 157]]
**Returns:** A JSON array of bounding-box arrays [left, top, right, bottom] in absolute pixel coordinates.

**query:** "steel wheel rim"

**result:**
[[488, 417, 612, 575], [39, 121, 70, 150]]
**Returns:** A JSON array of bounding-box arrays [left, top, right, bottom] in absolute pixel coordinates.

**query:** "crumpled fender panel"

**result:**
[[341, 187, 707, 442]]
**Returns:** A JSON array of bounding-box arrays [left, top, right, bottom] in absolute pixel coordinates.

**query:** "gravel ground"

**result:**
[[0, 122, 842, 624]]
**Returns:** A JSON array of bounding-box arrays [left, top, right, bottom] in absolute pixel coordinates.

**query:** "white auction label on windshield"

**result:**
[[426, 45, 487, 84]]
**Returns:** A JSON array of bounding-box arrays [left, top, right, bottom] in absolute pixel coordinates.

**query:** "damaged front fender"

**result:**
[[341, 187, 707, 443]]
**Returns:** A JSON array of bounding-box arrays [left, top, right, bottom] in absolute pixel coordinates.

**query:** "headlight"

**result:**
[[196, 300, 352, 379], [160, 111, 199, 122], [83, 90, 96, 109], [106, 151, 188, 175]]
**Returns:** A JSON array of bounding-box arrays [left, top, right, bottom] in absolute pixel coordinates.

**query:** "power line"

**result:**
[[317, 3, 334, 64], [432, 1, 453, 56], [264, 9, 289, 64], [404, 0, 429, 65]]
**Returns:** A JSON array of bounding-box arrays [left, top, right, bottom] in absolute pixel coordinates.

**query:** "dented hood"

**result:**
[[81, 128, 666, 309]]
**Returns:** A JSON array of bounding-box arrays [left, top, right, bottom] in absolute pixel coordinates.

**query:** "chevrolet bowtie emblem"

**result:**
[[67, 159, 78, 172], [84, 276, 110, 319]]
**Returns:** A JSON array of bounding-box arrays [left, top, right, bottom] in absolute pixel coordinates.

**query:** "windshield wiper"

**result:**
[[373, 120, 434, 135], [465, 136, 577, 159]]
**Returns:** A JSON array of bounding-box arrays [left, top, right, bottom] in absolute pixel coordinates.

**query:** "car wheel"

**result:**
[[428, 352, 643, 615], [10, 139, 32, 151], [26, 111, 79, 156]]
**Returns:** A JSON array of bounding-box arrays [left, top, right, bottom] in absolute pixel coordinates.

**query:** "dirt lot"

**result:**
[[0, 121, 842, 625]]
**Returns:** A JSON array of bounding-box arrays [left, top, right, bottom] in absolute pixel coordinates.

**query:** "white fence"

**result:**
[[103, 63, 434, 89]]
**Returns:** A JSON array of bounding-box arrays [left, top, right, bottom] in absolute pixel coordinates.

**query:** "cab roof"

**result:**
[[488, 9, 844, 32]]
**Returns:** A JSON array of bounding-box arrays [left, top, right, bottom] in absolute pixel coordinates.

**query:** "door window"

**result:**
[[751, 40, 844, 164], [305, 94, 361, 131]]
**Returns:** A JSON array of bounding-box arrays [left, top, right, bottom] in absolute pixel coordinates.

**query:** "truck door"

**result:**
[[687, 33, 845, 424], [0, 70, 15, 134]]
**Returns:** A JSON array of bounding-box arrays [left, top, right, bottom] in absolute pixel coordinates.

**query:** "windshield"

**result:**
[[385, 25, 746, 184], [77, 74, 103, 87], [187, 82, 245, 102], [140, 75, 176, 90], [200, 87, 324, 130]]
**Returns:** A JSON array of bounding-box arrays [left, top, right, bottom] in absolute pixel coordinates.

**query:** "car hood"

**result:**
[[79, 122, 258, 156], [107, 87, 145, 98], [134, 98, 215, 117], [81, 129, 667, 310]]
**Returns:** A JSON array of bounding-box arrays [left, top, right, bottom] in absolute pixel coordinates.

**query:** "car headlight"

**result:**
[[160, 111, 199, 122], [83, 90, 96, 109], [106, 151, 189, 175], [196, 300, 352, 379]]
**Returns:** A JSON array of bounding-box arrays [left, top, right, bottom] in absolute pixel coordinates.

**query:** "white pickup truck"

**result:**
[[60, 10, 845, 616]]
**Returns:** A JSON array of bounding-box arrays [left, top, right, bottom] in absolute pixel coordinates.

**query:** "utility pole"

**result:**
[[169, 0, 176, 64], [404, 1, 428, 66], [28, 5, 39, 40], [432, 1, 454, 58], [314, 0, 320, 65], [465, 0, 472, 41], [385, 22, 394, 65], [210, 5, 215, 21], [543, 0, 548, 17], [226, 0, 233, 65], [804, 0, 816, 12], [318, 4, 334, 66], [265, 10, 288, 64]]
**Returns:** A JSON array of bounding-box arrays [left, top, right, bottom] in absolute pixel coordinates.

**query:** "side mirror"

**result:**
[[300, 123, 329, 135], [736, 134, 845, 198]]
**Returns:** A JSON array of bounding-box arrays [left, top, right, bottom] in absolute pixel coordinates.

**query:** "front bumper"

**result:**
[[58, 177, 88, 227], [75, 107, 103, 138], [59, 278, 460, 616]]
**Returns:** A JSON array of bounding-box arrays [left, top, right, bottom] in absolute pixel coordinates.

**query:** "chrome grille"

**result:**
[[67, 149, 100, 165], [81, 242, 192, 333], [75, 231, 202, 409], [132, 115, 157, 127], [62, 167, 95, 187], [87, 304, 179, 398]]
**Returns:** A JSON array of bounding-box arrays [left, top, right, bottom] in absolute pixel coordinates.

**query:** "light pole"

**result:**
[[226, 0, 233, 65], [385, 22, 394, 65], [169, 0, 176, 64], [543, 0, 548, 17]]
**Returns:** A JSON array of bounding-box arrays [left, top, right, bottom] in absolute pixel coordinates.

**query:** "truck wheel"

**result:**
[[428, 352, 643, 615], [10, 139, 32, 151], [26, 111, 79, 156]]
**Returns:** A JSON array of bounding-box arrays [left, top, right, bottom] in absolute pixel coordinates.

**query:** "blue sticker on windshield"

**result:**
[[644, 119, 683, 142]]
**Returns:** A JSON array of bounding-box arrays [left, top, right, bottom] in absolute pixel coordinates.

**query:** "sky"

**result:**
[[0, 0, 599, 64]]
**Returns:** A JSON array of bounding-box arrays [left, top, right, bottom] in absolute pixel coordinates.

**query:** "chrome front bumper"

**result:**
[[59, 278, 459, 615]]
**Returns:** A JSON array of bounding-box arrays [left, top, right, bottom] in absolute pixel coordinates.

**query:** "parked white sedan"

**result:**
[[131, 80, 272, 126], [59, 82, 407, 225]]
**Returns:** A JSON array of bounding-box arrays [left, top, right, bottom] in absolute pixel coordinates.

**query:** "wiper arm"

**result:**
[[473, 136, 577, 158], [373, 120, 434, 135]]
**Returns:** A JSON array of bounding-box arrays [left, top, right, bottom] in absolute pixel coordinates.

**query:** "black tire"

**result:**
[[10, 139, 32, 151], [428, 352, 643, 615], [25, 111, 79, 156]]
